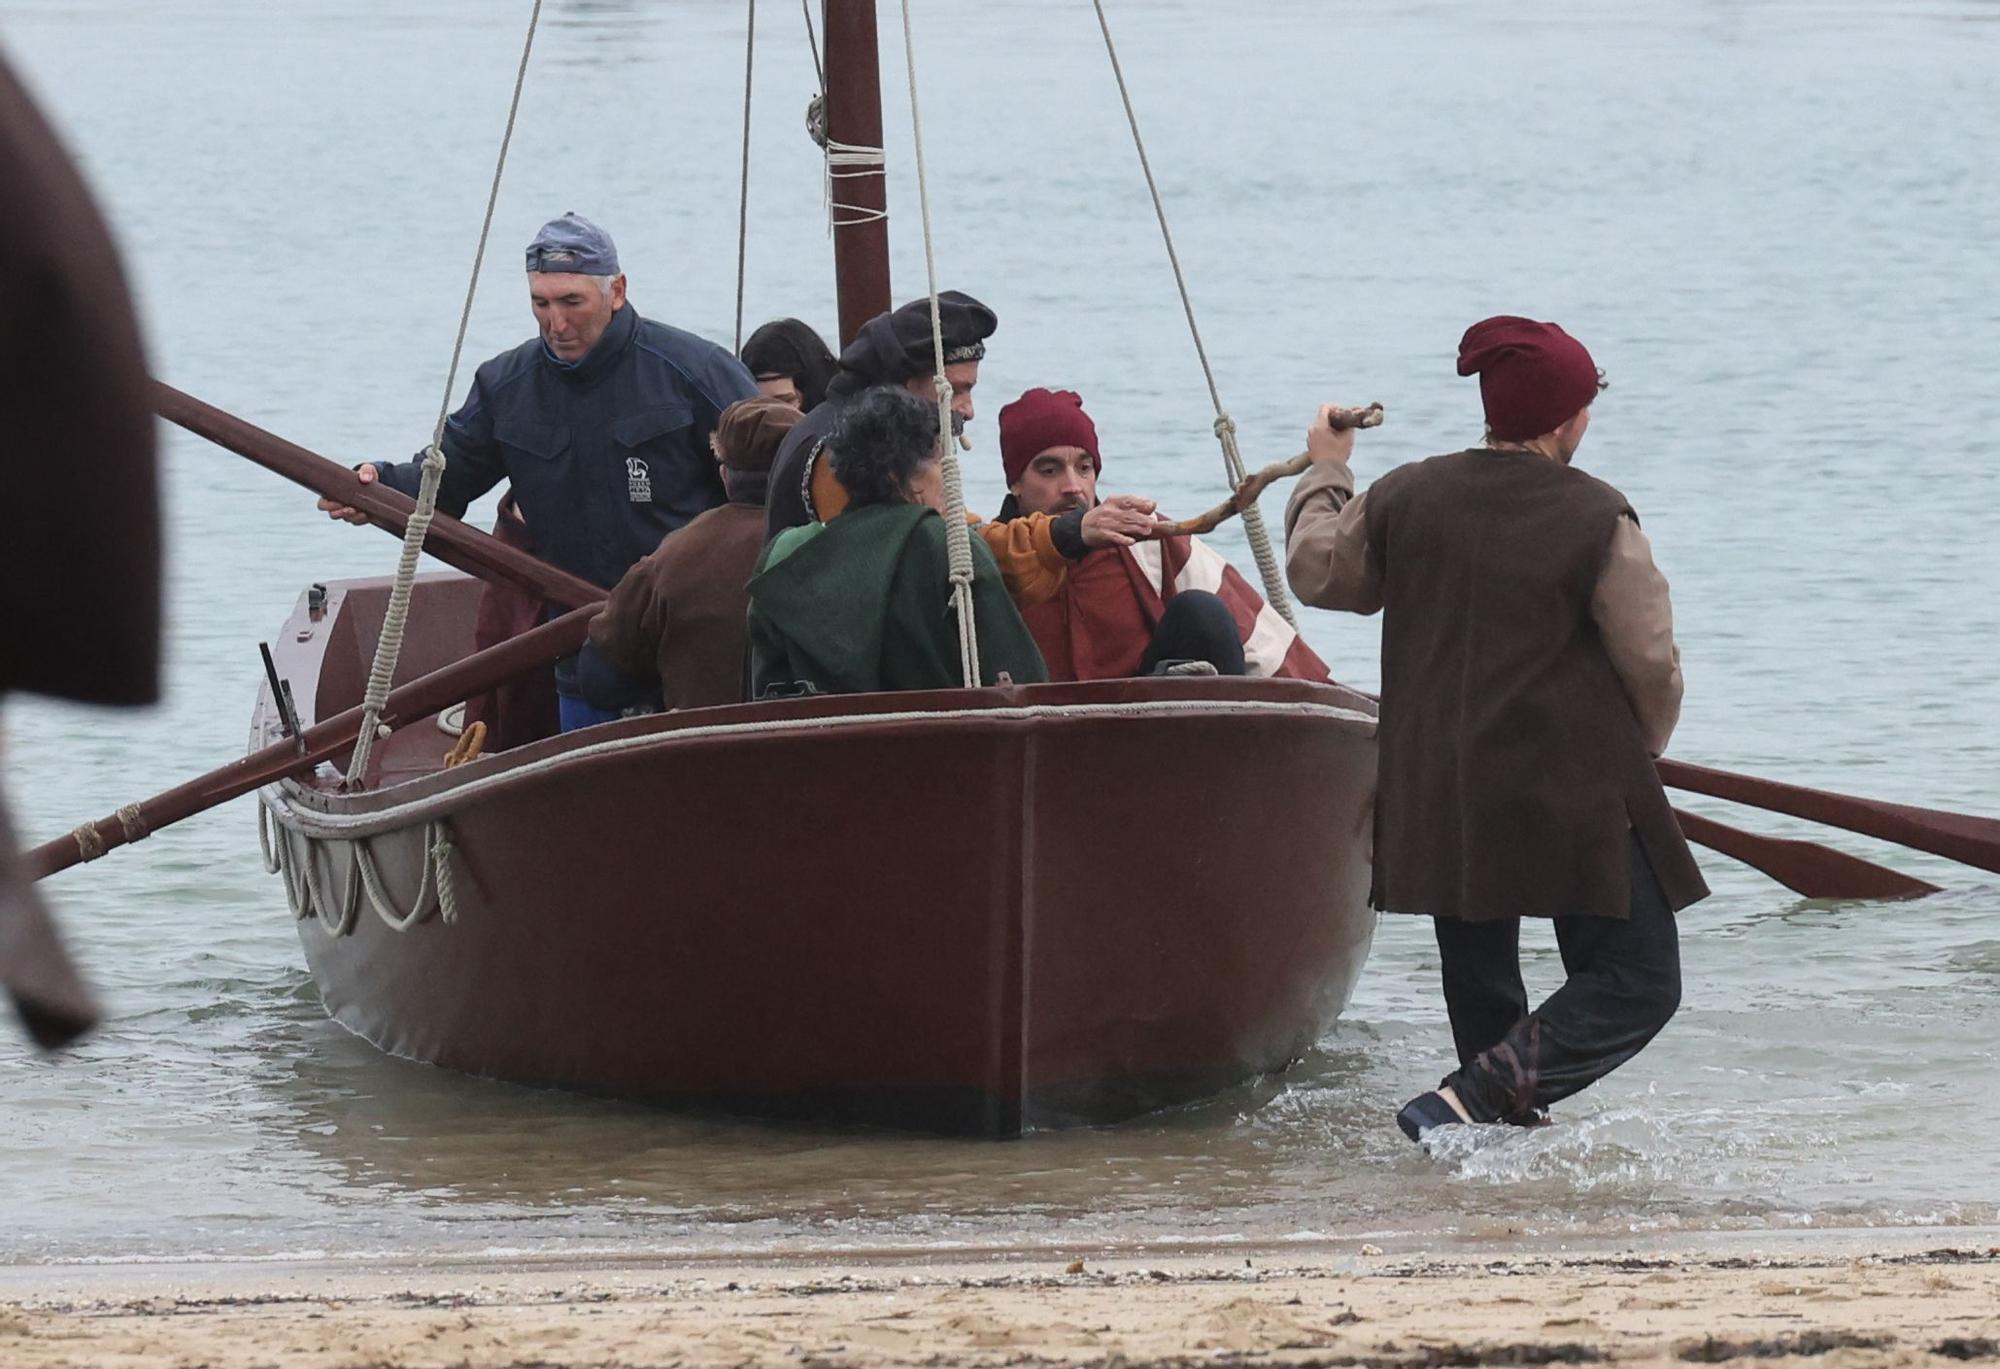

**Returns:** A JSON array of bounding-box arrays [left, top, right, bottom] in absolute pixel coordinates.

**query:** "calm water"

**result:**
[[3, 0, 1998, 1265]]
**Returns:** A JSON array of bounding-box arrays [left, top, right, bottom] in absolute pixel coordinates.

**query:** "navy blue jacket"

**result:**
[[375, 302, 758, 590]]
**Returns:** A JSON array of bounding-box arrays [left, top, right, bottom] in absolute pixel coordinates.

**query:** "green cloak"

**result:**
[[747, 503, 1048, 696]]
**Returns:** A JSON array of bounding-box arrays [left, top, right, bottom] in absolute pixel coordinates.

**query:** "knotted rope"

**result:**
[[799, 8, 887, 235], [65, 805, 148, 865], [1088, 0, 1297, 628], [897, 0, 981, 686], [346, 0, 545, 785]]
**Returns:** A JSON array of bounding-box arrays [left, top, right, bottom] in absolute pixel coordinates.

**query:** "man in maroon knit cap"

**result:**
[[1284, 316, 1707, 1145], [989, 387, 1331, 681]]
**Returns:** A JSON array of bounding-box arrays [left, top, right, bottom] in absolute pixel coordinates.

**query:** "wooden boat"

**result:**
[[255, 574, 1378, 1136], [245, 0, 1385, 1138]]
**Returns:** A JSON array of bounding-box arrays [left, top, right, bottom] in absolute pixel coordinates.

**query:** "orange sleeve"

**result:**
[[976, 513, 1071, 607], [808, 449, 851, 522]]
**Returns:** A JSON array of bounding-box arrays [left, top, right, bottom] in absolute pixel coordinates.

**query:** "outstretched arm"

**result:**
[[1283, 405, 1382, 614]]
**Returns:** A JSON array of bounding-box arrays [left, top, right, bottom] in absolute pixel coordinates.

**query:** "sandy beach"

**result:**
[[4, 1234, 1996, 1369]]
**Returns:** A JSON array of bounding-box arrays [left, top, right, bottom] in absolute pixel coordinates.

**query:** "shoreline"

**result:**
[[4, 1229, 1996, 1368]]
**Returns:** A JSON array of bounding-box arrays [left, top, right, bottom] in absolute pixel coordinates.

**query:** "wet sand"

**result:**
[[3, 1234, 1996, 1368]]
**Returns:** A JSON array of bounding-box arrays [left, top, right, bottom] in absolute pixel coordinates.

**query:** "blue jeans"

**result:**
[[557, 690, 621, 733]]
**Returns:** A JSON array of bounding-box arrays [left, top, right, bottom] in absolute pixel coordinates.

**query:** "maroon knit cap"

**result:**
[[1456, 316, 1600, 441], [998, 388, 1101, 486]]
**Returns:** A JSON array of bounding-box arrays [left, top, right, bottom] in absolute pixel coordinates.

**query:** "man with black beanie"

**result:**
[[763, 290, 997, 540]]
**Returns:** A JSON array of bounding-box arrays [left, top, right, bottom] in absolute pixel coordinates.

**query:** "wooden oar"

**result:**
[[1672, 808, 1938, 901], [1334, 687, 1934, 899], [152, 380, 605, 612], [25, 605, 597, 881], [1660, 758, 2000, 879]]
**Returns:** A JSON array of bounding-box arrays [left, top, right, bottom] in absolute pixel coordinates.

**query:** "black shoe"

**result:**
[[1396, 1090, 1469, 1143]]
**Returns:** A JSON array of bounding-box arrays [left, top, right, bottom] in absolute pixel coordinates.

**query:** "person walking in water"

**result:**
[[1283, 316, 1708, 1143]]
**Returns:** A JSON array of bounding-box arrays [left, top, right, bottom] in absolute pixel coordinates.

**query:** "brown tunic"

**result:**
[[1298, 448, 1706, 922], [586, 500, 766, 710], [1, 52, 161, 1045]]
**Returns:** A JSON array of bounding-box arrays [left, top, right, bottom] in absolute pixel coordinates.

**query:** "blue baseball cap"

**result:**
[[524, 212, 620, 276]]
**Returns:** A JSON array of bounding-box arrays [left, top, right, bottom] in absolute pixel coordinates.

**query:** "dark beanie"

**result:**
[[715, 396, 803, 471], [1456, 316, 1600, 441], [826, 290, 998, 400], [998, 388, 1100, 486]]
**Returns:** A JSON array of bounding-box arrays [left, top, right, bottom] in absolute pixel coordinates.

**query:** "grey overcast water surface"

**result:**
[[2, 0, 1998, 1265]]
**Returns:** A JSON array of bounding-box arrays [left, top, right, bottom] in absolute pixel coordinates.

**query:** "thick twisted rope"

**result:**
[[266, 805, 460, 935], [734, 0, 757, 352], [1088, 0, 1296, 628], [347, 0, 545, 784], [897, 0, 980, 686]]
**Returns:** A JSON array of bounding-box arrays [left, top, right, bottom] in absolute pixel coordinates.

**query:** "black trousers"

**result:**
[[1139, 590, 1247, 676], [1432, 833, 1682, 1123]]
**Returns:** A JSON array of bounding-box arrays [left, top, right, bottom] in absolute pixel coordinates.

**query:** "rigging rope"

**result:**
[[896, 0, 981, 687], [734, 0, 757, 352], [347, 0, 546, 785], [1087, 0, 1297, 628], [800, 0, 824, 87]]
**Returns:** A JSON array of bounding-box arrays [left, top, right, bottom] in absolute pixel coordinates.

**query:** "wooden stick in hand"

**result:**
[[1144, 403, 1384, 539]]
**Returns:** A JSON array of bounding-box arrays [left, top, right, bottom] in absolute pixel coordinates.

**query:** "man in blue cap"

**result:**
[[319, 213, 758, 730]]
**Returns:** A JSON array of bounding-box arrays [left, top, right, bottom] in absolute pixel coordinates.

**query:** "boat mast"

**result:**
[[823, 0, 891, 346]]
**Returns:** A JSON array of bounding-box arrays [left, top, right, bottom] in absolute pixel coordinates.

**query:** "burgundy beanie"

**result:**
[[998, 388, 1101, 486], [1456, 316, 1600, 441]]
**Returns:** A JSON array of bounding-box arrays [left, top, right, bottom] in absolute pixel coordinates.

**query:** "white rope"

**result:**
[[300, 835, 360, 937], [895, 0, 981, 687], [430, 822, 463, 925], [275, 826, 312, 922], [256, 801, 283, 875], [267, 809, 459, 936], [353, 832, 441, 933], [262, 695, 1378, 840], [1087, 0, 1296, 628], [348, 0, 546, 784], [733, 0, 757, 352], [821, 132, 889, 231]]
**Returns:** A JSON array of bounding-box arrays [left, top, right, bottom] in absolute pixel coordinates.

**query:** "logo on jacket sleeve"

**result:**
[[625, 456, 652, 503]]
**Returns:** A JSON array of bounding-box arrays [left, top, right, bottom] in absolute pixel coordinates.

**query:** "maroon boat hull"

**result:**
[[257, 576, 1378, 1136]]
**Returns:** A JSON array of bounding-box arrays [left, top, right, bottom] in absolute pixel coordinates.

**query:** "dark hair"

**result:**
[[740, 318, 838, 411], [829, 387, 942, 508]]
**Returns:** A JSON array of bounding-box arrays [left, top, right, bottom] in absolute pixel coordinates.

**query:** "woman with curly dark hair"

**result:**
[[746, 388, 1046, 697]]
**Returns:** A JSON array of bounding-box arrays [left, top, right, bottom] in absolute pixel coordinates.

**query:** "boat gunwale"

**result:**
[[262, 684, 1379, 833]]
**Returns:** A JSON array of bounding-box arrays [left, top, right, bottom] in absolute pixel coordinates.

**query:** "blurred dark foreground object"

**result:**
[[0, 49, 161, 1048]]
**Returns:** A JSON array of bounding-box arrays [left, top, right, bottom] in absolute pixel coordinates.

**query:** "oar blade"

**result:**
[[1674, 808, 1940, 902]]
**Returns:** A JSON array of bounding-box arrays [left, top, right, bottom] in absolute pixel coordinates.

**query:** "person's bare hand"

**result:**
[[317, 463, 379, 524], [1306, 404, 1357, 467], [1080, 493, 1159, 548]]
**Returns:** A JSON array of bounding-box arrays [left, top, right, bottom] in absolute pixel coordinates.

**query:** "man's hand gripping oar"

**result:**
[[25, 384, 617, 880], [152, 381, 605, 612]]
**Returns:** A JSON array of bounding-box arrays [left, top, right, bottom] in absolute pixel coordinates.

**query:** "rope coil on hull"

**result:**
[[259, 801, 460, 936]]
